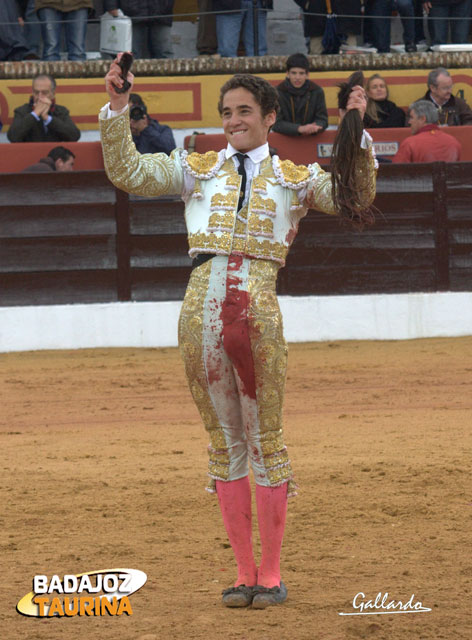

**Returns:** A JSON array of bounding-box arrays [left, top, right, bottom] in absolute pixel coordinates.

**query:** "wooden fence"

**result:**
[[1, 163, 471, 307]]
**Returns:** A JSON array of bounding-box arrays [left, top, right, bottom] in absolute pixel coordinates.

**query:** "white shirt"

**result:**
[[225, 141, 269, 206]]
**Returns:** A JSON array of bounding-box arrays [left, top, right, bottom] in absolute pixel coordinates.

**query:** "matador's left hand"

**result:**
[[339, 85, 367, 121]]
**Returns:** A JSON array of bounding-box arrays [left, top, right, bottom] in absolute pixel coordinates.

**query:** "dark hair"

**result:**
[[129, 93, 146, 107], [32, 73, 56, 92], [218, 74, 279, 117], [330, 71, 375, 228], [129, 104, 147, 121], [47, 146, 75, 162], [286, 53, 309, 72]]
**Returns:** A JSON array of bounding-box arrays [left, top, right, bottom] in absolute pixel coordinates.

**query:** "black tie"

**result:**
[[235, 153, 247, 211]]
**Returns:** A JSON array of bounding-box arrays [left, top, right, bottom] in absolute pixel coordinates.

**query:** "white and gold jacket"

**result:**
[[100, 109, 377, 266]]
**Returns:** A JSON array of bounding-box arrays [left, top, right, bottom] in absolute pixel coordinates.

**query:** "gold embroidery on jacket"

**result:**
[[100, 112, 177, 196], [188, 231, 232, 253], [250, 194, 277, 217], [247, 237, 287, 263], [252, 175, 268, 194], [186, 150, 219, 176], [248, 217, 274, 238], [210, 192, 239, 211], [208, 212, 235, 231], [232, 236, 246, 254], [279, 159, 311, 184], [234, 218, 247, 236], [224, 174, 240, 190]]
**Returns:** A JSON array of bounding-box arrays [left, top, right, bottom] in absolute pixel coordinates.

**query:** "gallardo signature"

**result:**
[[339, 592, 432, 616]]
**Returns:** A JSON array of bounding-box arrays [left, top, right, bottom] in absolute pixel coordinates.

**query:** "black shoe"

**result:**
[[252, 582, 288, 609], [405, 43, 417, 52], [222, 584, 254, 608]]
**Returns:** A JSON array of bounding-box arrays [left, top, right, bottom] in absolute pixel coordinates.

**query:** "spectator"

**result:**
[[36, 0, 93, 61], [23, 145, 76, 172], [7, 74, 81, 143], [371, 0, 417, 52], [104, 1, 174, 59], [393, 100, 461, 162], [413, 0, 427, 47], [18, 0, 42, 56], [214, 1, 273, 57], [128, 94, 176, 154], [362, 0, 375, 47], [197, 0, 217, 55], [294, 1, 362, 55], [421, 67, 472, 125], [363, 74, 406, 128], [423, 0, 471, 45], [0, 0, 39, 60], [272, 53, 328, 136]]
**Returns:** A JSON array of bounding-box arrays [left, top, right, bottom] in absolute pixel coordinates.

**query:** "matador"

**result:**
[[100, 59, 377, 609]]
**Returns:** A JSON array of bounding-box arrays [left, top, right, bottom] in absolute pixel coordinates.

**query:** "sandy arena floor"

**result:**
[[1, 338, 471, 640]]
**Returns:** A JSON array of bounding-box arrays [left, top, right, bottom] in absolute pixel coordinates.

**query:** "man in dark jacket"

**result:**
[[128, 98, 176, 154], [421, 67, 472, 126], [104, 1, 174, 58], [23, 146, 76, 172], [272, 53, 328, 137], [7, 74, 80, 143]]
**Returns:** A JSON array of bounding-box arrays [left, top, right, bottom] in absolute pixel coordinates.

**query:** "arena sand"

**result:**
[[1, 337, 471, 640]]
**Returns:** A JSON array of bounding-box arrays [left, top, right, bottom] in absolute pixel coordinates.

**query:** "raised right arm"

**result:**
[[100, 107, 183, 197], [99, 54, 183, 196]]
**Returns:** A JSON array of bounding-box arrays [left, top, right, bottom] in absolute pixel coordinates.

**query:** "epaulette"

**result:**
[[272, 157, 313, 189], [181, 150, 224, 179]]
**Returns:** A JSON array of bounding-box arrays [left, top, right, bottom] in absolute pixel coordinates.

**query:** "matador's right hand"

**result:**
[[105, 52, 134, 112]]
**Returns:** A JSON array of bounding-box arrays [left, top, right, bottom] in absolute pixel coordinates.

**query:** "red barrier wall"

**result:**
[[0, 141, 104, 173], [185, 126, 472, 164], [1, 125, 471, 174]]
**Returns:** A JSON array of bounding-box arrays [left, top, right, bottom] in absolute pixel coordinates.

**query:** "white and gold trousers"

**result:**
[[178, 253, 297, 497]]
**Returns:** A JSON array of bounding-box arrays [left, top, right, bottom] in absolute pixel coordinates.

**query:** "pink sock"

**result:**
[[216, 476, 258, 587], [255, 482, 288, 588]]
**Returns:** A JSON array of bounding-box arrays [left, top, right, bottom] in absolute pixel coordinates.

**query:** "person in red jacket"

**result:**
[[393, 100, 461, 163]]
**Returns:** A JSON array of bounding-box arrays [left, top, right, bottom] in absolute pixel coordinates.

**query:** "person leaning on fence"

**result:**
[[393, 100, 461, 163], [420, 67, 472, 126], [272, 53, 328, 137], [99, 53, 377, 610], [35, 0, 93, 61], [104, 1, 174, 59], [214, 0, 272, 57], [22, 145, 76, 172], [7, 73, 81, 143]]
